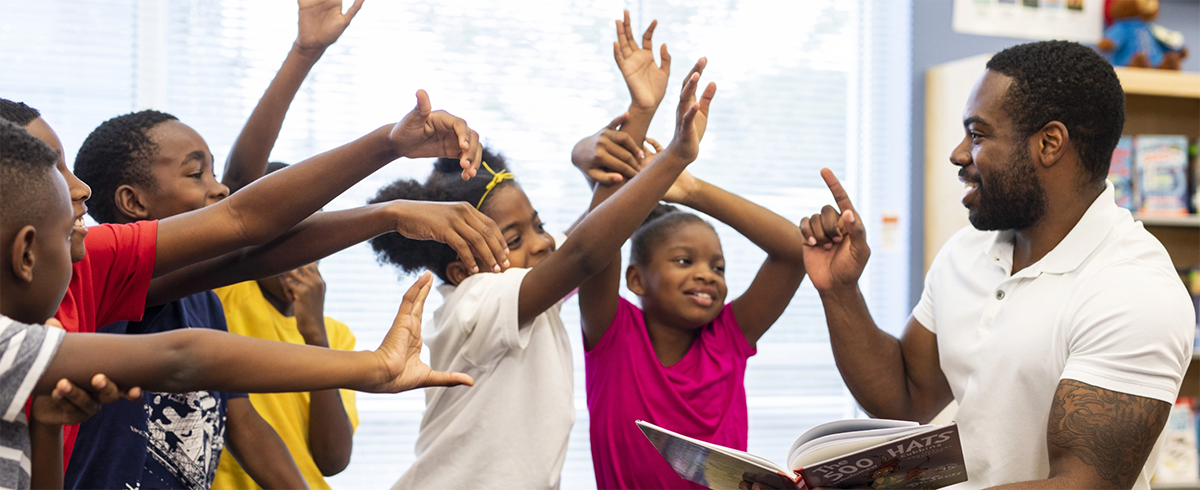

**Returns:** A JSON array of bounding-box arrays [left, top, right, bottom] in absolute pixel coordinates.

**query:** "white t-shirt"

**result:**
[[393, 267, 575, 490], [912, 183, 1195, 489]]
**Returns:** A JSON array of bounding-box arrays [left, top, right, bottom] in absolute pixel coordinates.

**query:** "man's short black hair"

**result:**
[[74, 110, 178, 224], [0, 120, 60, 234], [630, 204, 713, 266], [0, 98, 41, 126], [368, 147, 513, 283], [986, 41, 1125, 183]]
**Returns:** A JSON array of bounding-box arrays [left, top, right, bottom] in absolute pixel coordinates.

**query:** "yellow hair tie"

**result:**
[[475, 161, 515, 209]]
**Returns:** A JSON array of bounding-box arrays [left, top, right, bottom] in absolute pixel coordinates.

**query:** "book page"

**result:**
[[786, 419, 919, 462], [789, 425, 935, 469], [637, 421, 799, 490], [796, 424, 967, 489]]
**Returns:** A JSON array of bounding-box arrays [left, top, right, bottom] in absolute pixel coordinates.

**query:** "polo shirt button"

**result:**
[[995, 290, 1005, 300]]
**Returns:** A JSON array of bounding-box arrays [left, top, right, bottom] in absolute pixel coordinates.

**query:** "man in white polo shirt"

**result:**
[[796, 41, 1196, 489]]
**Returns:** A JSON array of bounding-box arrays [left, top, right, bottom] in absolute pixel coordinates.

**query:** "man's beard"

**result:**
[[965, 147, 1047, 231]]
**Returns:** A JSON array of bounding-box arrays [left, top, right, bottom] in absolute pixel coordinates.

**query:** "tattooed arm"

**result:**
[[988, 379, 1170, 490]]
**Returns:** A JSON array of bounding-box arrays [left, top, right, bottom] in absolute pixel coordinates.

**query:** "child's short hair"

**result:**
[[629, 204, 713, 266], [0, 120, 60, 233], [369, 147, 513, 283], [74, 110, 179, 224], [0, 98, 41, 126]]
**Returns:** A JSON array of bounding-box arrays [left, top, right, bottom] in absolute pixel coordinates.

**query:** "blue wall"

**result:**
[[908, 0, 1200, 306]]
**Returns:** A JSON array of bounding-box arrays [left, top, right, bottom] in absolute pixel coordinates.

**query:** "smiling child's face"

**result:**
[[24, 117, 91, 263], [632, 222, 727, 328], [135, 120, 229, 220]]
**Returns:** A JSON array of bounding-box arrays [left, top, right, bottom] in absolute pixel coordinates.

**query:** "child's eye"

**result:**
[[674, 258, 691, 266], [507, 236, 520, 248], [188, 172, 203, 179], [713, 265, 725, 274], [534, 222, 546, 233]]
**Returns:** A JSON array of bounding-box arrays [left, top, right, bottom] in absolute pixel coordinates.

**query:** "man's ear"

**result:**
[[445, 261, 472, 287], [625, 264, 646, 296], [114, 184, 151, 221], [1035, 121, 1069, 169], [10, 225, 37, 283]]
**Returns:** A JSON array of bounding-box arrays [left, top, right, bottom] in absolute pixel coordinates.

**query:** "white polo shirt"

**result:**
[[913, 182, 1195, 489]]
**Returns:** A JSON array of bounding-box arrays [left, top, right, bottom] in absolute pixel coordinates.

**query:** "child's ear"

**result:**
[[445, 261, 472, 287], [114, 184, 151, 221], [625, 264, 646, 296], [10, 225, 38, 283]]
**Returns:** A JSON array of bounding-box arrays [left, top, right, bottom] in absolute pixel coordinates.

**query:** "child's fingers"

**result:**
[[458, 126, 482, 180], [344, 0, 365, 20], [680, 102, 700, 134], [612, 41, 623, 63], [56, 378, 99, 414], [819, 205, 842, 242], [659, 43, 671, 72], [459, 215, 505, 273], [820, 168, 857, 214], [446, 235, 480, 273], [698, 82, 717, 116], [808, 211, 831, 245], [641, 19, 657, 50], [398, 272, 432, 319], [677, 72, 699, 115], [623, 11, 637, 47], [413, 89, 432, 119], [604, 130, 643, 164], [421, 370, 475, 388], [682, 58, 707, 89], [124, 386, 142, 401], [799, 216, 816, 246], [587, 168, 624, 185], [615, 19, 629, 56], [838, 208, 864, 243]]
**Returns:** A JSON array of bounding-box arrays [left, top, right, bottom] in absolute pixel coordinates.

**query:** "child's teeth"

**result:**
[[74, 218, 84, 227]]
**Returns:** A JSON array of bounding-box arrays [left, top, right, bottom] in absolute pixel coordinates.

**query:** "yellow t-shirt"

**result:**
[[211, 281, 359, 490]]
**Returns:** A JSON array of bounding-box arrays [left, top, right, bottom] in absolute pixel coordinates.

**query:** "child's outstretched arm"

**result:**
[[151, 90, 482, 278], [518, 62, 717, 326], [219, 0, 360, 193], [667, 174, 807, 348], [222, 0, 365, 193], [36, 272, 471, 396], [145, 199, 507, 306]]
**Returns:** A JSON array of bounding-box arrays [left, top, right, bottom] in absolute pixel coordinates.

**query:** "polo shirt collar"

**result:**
[[984, 180, 1123, 276]]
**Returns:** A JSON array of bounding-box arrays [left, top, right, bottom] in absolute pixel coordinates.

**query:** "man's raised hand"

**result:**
[[389, 90, 483, 180], [295, 0, 364, 57], [614, 10, 671, 111], [369, 272, 474, 393], [799, 168, 870, 292]]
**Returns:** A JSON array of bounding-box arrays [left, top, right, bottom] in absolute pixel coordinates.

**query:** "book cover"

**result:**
[[637, 420, 967, 490], [1135, 135, 1189, 217], [1109, 135, 1134, 211]]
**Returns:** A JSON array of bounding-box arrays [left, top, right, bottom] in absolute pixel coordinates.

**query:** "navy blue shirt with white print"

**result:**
[[64, 291, 247, 489], [0, 315, 63, 490]]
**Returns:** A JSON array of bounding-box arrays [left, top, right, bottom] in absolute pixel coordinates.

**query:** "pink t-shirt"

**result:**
[[585, 297, 756, 490]]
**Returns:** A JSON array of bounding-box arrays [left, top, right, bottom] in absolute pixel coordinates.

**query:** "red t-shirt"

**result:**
[[53, 221, 158, 468]]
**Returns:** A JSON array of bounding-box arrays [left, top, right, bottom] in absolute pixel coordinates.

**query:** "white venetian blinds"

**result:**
[[0, 1, 912, 488]]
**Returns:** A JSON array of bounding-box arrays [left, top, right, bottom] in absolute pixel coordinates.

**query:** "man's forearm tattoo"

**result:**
[[1047, 379, 1170, 488]]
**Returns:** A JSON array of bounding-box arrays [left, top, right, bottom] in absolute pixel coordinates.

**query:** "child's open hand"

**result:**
[[663, 58, 717, 165], [571, 113, 645, 185], [388, 200, 509, 274], [370, 272, 474, 393], [389, 90, 484, 180], [614, 10, 671, 111], [295, 0, 364, 57]]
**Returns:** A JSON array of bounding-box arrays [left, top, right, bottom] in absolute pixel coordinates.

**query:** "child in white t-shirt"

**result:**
[[370, 65, 716, 489]]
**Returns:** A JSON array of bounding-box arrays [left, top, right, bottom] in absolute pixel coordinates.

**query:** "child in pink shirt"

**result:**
[[574, 13, 807, 489]]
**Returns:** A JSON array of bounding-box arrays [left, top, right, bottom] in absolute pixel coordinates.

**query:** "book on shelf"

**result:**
[[637, 419, 967, 490], [1135, 135, 1190, 217], [1152, 397, 1200, 485]]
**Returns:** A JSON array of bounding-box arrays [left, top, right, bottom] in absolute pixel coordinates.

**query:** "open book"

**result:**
[[637, 419, 967, 490]]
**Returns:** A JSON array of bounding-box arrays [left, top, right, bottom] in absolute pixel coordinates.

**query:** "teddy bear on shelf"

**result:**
[[1098, 0, 1188, 70]]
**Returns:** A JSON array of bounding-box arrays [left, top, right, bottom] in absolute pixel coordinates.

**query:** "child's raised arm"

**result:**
[[222, 0, 365, 193], [146, 199, 507, 306], [517, 62, 716, 326], [613, 10, 671, 147], [35, 272, 471, 396], [666, 175, 807, 348], [151, 90, 482, 277]]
